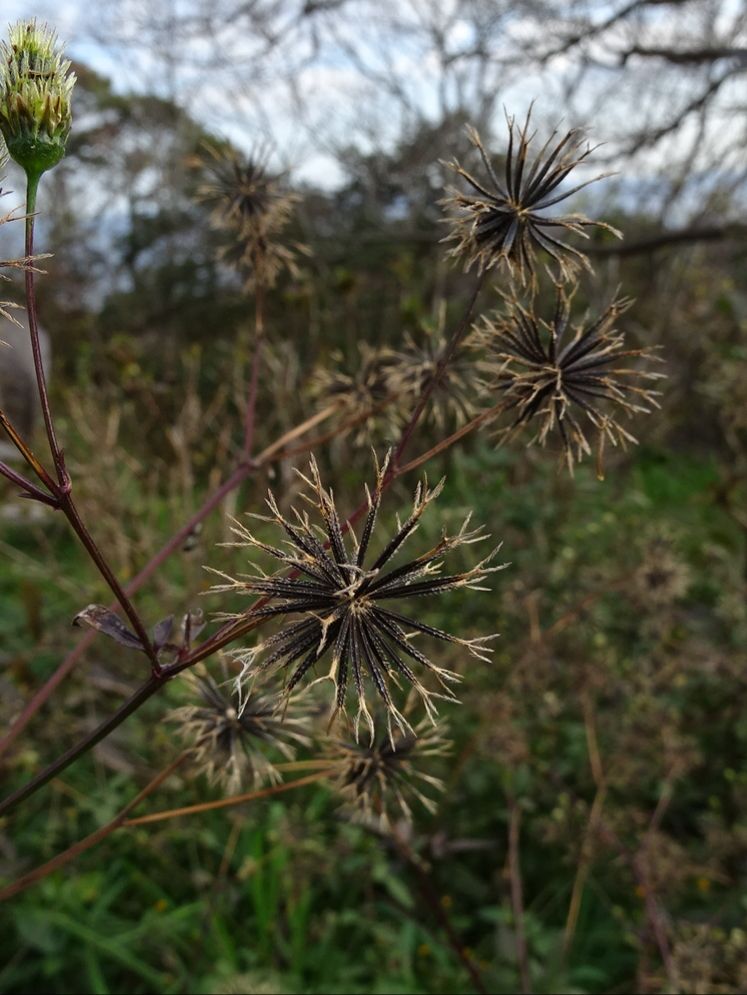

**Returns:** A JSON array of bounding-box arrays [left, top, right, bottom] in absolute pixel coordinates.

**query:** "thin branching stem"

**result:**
[[124, 768, 335, 826], [389, 825, 489, 995], [391, 272, 486, 471], [0, 407, 58, 493], [0, 458, 58, 507], [22, 181, 160, 670], [24, 174, 65, 484], [241, 273, 265, 461]]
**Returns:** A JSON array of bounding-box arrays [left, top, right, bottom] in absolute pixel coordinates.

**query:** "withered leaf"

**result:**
[[152, 615, 175, 650], [72, 605, 145, 652]]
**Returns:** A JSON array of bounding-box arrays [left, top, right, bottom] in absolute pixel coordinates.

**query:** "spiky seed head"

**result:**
[[209, 451, 506, 741], [442, 108, 620, 286], [191, 142, 302, 289], [0, 20, 75, 178], [476, 284, 664, 475], [633, 534, 691, 608], [310, 344, 400, 443], [385, 303, 479, 431], [327, 711, 450, 828], [169, 670, 312, 793]]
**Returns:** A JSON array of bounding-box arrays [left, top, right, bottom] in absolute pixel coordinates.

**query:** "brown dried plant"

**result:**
[[387, 303, 480, 431], [192, 141, 302, 288], [442, 108, 620, 285], [326, 708, 450, 827], [475, 283, 663, 474], [169, 669, 312, 793], [209, 451, 505, 741]]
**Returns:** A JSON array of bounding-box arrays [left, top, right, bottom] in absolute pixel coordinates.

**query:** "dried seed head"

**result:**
[[632, 534, 691, 608], [0, 20, 75, 177], [476, 284, 664, 475], [327, 711, 450, 828], [169, 670, 312, 793], [386, 303, 480, 431], [310, 344, 399, 443], [192, 142, 302, 289], [442, 108, 620, 285], [210, 451, 506, 740]]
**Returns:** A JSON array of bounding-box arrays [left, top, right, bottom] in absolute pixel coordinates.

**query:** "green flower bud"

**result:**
[[0, 20, 76, 179]]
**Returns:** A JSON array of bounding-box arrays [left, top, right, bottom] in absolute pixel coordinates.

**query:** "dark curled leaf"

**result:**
[[72, 605, 145, 652], [152, 615, 175, 650]]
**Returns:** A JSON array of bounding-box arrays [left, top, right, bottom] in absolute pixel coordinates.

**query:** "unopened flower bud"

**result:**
[[0, 20, 75, 179]]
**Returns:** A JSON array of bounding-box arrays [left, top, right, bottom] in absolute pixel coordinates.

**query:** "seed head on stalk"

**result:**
[[0, 20, 75, 180], [476, 283, 664, 474], [443, 107, 620, 285], [327, 710, 450, 827], [210, 452, 505, 741], [169, 669, 312, 793], [192, 142, 301, 289]]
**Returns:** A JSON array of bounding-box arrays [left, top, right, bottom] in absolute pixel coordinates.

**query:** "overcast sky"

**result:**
[[2, 0, 562, 189]]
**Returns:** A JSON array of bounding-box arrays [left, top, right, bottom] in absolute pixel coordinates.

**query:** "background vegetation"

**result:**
[[1, 2, 746, 992]]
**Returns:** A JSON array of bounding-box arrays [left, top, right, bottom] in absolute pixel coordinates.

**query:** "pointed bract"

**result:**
[[476, 284, 664, 474]]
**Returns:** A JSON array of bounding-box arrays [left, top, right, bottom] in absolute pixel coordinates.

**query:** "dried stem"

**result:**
[[21, 182, 160, 670], [391, 272, 486, 471], [563, 692, 607, 955], [0, 407, 58, 493], [241, 273, 265, 461], [507, 797, 532, 994], [0, 458, 58, 507], [57, 493, 161, 671], [124, 768, 334, 826], [24, 174, 65, 484], [397, 401, 507, 476], [389, 826, 488, 995]]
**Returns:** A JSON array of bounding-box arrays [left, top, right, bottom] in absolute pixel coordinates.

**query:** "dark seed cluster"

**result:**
[[327, 711, 450, 827], [211, 452, 504, 740], [192, 142, 301, 288], [443, 108, 620, 285], [170, 670, 311, 792], [476, 285, 663, 474]]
